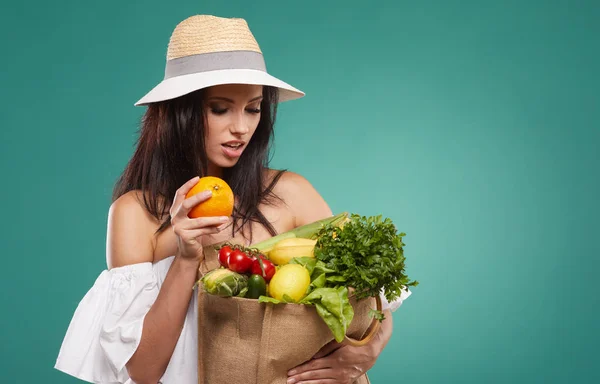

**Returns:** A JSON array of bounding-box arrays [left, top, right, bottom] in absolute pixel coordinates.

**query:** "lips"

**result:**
[[221, 141, 246, 158], [222, 142, 243, 149]]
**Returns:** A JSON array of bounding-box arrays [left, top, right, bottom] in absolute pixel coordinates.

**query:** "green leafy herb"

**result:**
[[369, 308, 385, 321], [314, 214, 419, 303]]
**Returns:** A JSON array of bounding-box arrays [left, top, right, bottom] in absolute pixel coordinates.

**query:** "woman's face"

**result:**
[[203, 84, 264, 173]]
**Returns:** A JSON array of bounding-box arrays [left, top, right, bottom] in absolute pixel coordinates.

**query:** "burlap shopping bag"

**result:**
[[197, 244, 378, 384]]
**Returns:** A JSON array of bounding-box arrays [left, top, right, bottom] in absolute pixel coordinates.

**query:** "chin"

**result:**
[[207, 148, 244, 170], [215, 156, 240, 168]]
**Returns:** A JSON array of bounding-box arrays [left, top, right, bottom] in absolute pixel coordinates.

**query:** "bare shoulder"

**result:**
[[106, 190, 160, 269], [268, 169, 333, 227]]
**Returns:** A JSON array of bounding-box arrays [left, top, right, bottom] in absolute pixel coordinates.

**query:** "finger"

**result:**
[[288, 381, 338, 384], [288, 356, 333, 377], [179, 216, 229, 230], [287, 368, 338, 383], [171, 176, 200, 215], [287, 377, 338, 384], [177, 226, 223, 243], [289, 381, 338, 384], [175, 190, 213, 219], [182, 189, 214, 210], [216, 218, 232, 231], [313, 340, 343, 359]]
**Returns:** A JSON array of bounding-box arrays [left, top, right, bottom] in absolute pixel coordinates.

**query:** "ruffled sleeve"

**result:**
[[380, 287, 412, 312], [54, 262, 159, 383]]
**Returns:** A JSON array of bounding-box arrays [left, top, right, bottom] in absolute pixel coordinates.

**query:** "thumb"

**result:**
[[313, 339, 343, 359]]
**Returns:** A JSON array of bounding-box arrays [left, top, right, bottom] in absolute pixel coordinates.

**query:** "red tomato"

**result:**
[[250, 253, 265, 261], [228, 249, 253, 274], [218, 245, 233, 268], [251, 257, 276, 282]]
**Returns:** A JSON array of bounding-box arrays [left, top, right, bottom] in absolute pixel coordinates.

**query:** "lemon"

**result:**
[[268, 264, 311, 303]]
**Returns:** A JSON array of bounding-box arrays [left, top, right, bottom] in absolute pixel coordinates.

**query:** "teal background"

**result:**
[[1, 0, 598, 383]]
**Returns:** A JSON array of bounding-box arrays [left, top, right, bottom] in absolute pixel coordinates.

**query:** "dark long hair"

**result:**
[[112, 85, 284, 242]]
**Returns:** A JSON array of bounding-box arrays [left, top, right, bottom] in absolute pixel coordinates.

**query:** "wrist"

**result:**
[[175, 252, 202, 272]]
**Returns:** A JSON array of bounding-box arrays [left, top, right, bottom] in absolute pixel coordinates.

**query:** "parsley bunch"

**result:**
[[314, 214, 419, 304]]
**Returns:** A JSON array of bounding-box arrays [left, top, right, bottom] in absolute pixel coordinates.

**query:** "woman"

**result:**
[[55, 14, 408, 384]]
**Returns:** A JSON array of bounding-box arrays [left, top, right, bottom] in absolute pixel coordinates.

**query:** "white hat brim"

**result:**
[[134, 69, 305, 106]]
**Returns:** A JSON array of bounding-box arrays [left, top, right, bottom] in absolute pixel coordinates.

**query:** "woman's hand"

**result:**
[[170, 176, 230, 261], [286, 343, 378, 384], [287, 310, 393, 384]]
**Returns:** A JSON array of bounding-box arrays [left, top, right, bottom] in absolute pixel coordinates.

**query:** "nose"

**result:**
[[229, 110, 250, 135]]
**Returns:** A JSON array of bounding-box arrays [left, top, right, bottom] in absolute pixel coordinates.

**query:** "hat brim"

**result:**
[[134, 69, 305, 106]]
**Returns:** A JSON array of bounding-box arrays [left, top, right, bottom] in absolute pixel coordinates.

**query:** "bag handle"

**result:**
[[343, 294, 382, 347]]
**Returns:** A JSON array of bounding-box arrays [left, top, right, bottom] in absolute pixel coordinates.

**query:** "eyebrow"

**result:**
[[207, 96, 263, 103]]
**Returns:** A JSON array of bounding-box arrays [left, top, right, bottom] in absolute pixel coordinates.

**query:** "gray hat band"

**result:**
[[164, 50, 267, 79]]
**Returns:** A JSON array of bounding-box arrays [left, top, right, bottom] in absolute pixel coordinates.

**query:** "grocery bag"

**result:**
[[197, 243, 377, 384]]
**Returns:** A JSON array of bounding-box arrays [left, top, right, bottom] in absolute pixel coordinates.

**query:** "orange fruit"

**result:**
[[185, 176, 234, 218]]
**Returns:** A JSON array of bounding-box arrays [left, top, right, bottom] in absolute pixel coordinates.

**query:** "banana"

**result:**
[[267, 238, 317, 265]]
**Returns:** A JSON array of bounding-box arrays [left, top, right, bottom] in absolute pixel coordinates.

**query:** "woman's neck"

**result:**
[[206, 162, 223, 178]]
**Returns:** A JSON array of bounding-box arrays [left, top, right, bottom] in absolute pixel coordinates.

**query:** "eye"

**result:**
[[210, 107, 228, 115], [246, 108, 261, 114]]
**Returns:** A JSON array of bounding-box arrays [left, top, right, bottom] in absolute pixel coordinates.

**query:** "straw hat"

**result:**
[[134, 15, 305, 106]]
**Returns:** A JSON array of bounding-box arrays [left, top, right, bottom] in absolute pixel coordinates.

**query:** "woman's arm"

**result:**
[[287, 310, 393, 383], [279, 171, 394, 383], [108, 182, 225, 384], [107, 192, 198, 384]]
